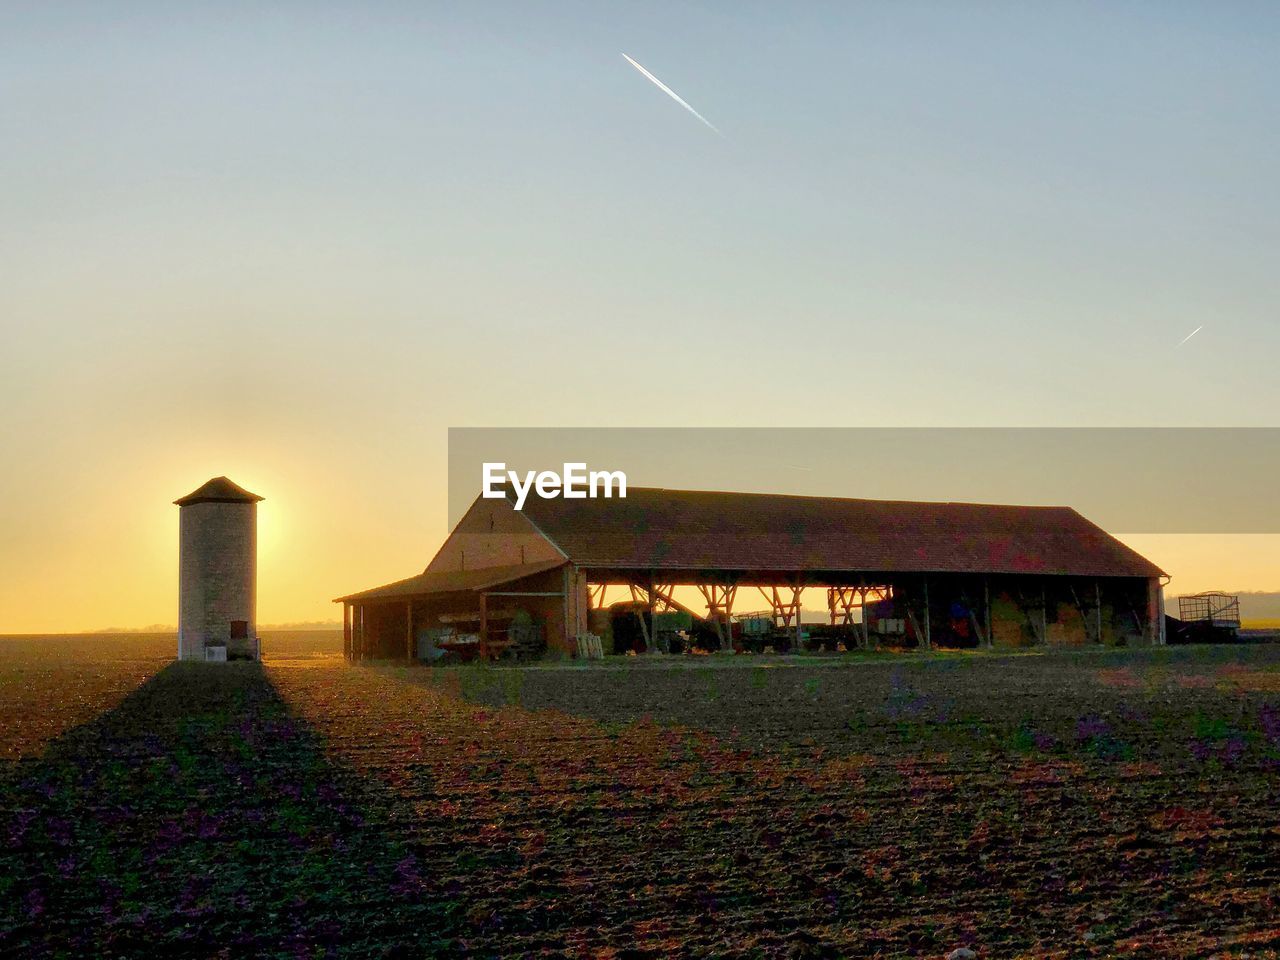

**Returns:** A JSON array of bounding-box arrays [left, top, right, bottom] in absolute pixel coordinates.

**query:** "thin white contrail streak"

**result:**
[[621, 53, 721, 136], [1177, 325, 1203, 347]]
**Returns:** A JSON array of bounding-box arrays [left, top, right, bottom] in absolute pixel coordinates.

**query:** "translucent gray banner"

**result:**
[[448, 428, 1280, 534]]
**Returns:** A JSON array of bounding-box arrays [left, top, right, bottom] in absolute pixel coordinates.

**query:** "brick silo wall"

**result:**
[[178, 501, 257, 660]]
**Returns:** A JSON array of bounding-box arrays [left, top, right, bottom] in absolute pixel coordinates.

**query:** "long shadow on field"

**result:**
[[0, 662, 464, 958]]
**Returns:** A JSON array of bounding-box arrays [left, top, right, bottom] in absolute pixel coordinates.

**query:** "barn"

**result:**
[[335, 487, 1168, 662]]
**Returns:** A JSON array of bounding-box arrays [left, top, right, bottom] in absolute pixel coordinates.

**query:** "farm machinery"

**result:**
[[1168, 592, 1241, 643]]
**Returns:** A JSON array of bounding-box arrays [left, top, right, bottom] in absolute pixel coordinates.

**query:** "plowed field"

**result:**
[[2, 637, 1278, 957]]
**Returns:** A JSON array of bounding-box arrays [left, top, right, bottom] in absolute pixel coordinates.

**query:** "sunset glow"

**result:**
[[2, 5, 1278, 631], [5, 7, 1280, 956]]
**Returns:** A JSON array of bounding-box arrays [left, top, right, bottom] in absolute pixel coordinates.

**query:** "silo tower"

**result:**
[[174, 476, 264, 661]]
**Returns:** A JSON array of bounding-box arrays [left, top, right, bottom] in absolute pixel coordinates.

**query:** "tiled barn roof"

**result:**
[[334, 558, 565, 603], [516, 487, 1165, 579]]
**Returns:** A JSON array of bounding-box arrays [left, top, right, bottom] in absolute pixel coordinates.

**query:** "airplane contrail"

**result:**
[[1177, 325, 1203, 347], [621, 53, 721, 136]]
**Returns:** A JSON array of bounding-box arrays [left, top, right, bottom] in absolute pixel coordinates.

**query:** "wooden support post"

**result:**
[[631, 583, 653, 652], [343, 603, 351, 662], [706, 583, 737, 652], [792, 580, 803, 653], [1039, 582, 1048, 646], [906, 607, 925, 650], [697, 585, 721, 649], [827, 586, 859, 631], [725, 583, 738, 651], [356, 605, 364, 662], [699, 583, 738, 650], [646, 572, 657, 653], [406, 601, 414, 663], [1068, 583, 1092, 643], [714, 585, 726, 650], [1145, 578, 1160, 645], [963, 586, 986, 647], [759, 586, 779, 622], [1157, 580, 1167, 646], [479, 593, 489, 659], [1095, 580, 1103, 645], [859, 579, 871, 650], [922, 576, 932, 650], [563, 567, 570, 654], [984, 577, 992, 649], [571, 567, 590, 647], [1014, 586, 1041, 645]]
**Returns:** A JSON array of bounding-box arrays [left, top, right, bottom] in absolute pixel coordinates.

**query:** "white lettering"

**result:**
[[509, 470, 535, 511], [482, 462, 507, 499], [483, 463, 628, 509], [534, 470, 561, 499], [562, 462, 587, 498], [590, 469, 627, 499]]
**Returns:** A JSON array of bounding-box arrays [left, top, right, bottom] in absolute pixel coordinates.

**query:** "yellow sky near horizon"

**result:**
[[0, 461, 1276, 634], [4, 8, 1280, 634]]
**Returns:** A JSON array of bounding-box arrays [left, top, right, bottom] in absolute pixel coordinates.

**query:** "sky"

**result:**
[[1, 2, 1278, 631]]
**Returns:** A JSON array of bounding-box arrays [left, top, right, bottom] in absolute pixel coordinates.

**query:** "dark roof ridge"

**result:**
[[613, 485, 1078, 512]]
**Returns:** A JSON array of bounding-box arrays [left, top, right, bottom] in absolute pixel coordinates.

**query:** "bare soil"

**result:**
[[2, 635, 1278, 957]]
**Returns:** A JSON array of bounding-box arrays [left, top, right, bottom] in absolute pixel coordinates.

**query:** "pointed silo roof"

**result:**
[[174, 476, 264, 506]]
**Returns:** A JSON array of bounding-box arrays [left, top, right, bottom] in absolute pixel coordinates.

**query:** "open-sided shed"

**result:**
[[336, 487, 1168, 660]]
